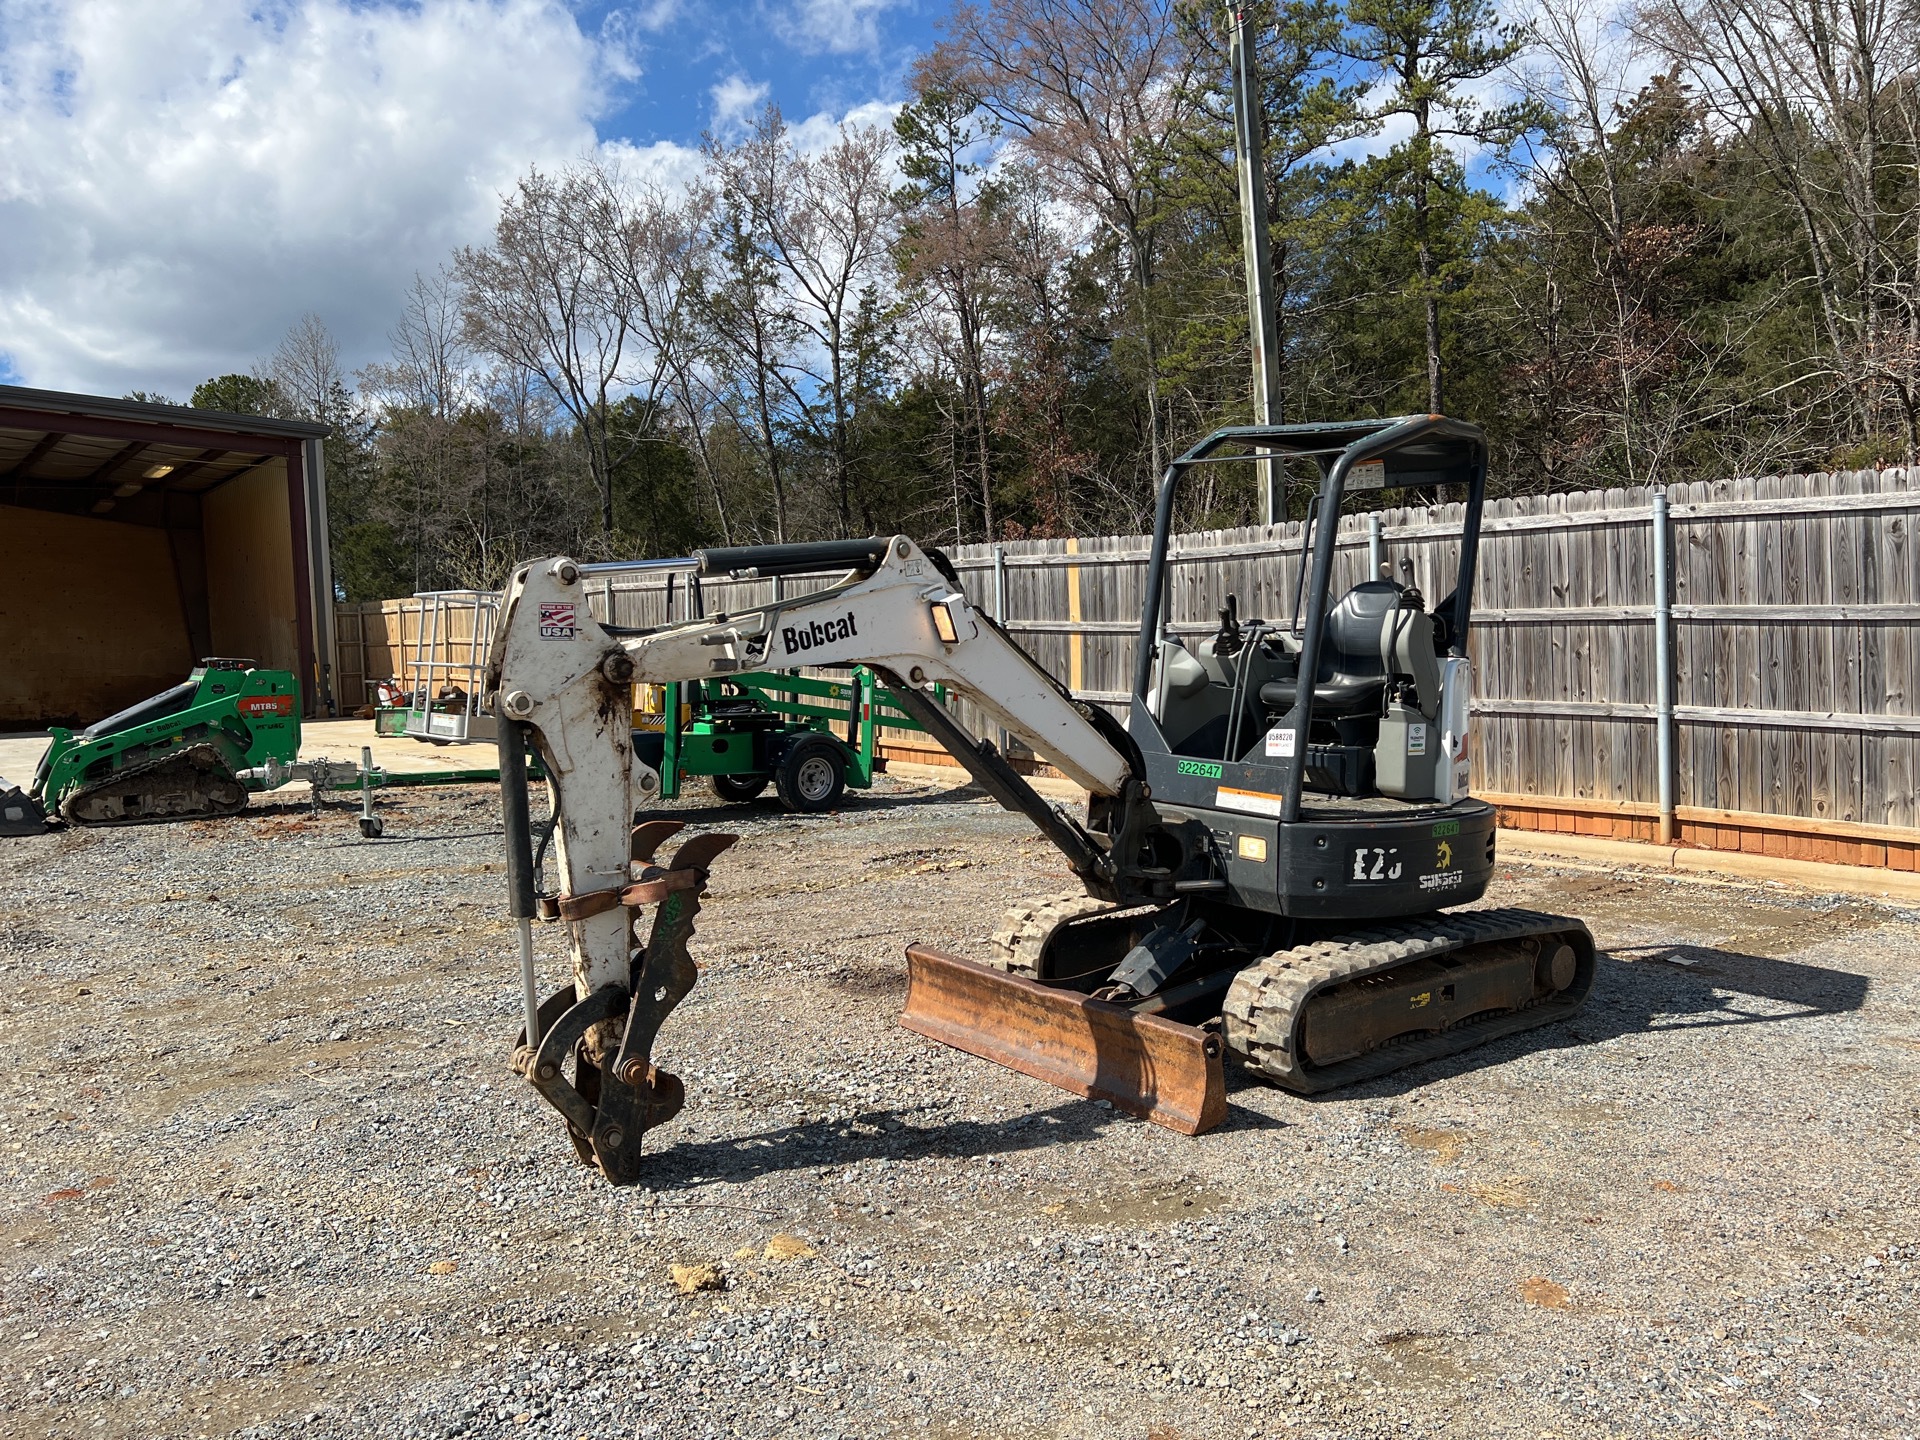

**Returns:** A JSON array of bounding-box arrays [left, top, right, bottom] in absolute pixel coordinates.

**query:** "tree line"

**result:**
[[165, 0, 1920, 600]]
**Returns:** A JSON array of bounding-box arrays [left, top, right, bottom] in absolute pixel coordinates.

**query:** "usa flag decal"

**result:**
[[539, 602, 576, 639]]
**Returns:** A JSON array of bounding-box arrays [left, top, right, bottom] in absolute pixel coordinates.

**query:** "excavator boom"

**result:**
[[488, 537, 1209, 1180]]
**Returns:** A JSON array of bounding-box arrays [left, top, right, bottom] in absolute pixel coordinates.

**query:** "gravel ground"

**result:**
[[1, 772, 1916, 1440]]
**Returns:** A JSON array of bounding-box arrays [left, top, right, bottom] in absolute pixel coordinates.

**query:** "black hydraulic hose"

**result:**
[[1223, 622, 1270, 760]]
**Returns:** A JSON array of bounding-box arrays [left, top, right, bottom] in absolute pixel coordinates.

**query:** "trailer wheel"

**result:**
[[710, 773, 770, 803], [775, 738, 846, 813], [359, 815, 384, 839]]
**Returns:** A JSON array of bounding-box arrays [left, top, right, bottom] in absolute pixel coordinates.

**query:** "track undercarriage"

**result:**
[[901, 889, 1596, 1119], [59, 744, 250, 827]]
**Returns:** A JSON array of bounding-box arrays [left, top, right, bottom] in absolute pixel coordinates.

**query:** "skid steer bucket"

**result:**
[[900, 945, 1227, 1135], [0, 780, 48, 837]]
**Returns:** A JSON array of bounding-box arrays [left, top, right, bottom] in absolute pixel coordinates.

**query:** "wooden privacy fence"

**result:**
[[334, 595, 491, 707], [335, 467, 1920, 869]]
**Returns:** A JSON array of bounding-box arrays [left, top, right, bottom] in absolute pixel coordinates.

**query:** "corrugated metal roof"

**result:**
[[0, 383, 331, 439]]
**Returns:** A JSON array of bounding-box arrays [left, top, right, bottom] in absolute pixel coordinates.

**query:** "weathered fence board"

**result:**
[[335, 467, 1919, 855]]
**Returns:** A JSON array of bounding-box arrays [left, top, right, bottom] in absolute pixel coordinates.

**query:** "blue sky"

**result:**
[[0, 0, 1554, 401], [587, 0, 938, 141], [0, 0, 946, 399]]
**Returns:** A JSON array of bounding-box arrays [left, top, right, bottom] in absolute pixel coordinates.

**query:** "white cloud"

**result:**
[[599, 136, 704, 193], [631, 0, 683, 32], [0, 0, 617, 397], [776, 0, 901, 56], [708, 72, 769, 135], [786, 98, 902, 155]]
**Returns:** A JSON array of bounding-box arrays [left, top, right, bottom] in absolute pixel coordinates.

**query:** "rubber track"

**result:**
[[60, 745, 248, 828], [987, 891, 1119, 978], [1222, 907, 1595, 1094]]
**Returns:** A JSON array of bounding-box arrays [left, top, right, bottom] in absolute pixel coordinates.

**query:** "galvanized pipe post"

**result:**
[[1652, 489, 1676, 844], [1368, 512, 1384, 579], [992, 545, 1010, 753]]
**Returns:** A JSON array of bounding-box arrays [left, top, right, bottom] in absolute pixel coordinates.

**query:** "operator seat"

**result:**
[[1258, 580, 1440, 719], [78, 679, 201, 740]]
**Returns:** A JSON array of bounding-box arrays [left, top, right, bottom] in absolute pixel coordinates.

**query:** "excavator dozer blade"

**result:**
[[900, 944, 1227, 1136]]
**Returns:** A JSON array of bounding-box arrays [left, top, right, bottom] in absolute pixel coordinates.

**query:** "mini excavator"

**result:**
[[487, 417, 1595, 1183]]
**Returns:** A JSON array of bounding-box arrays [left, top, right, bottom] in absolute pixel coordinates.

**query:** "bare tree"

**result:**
[[896, 64, 1007, 541], [456, 159, 705, 534], [1635, 0, 1920, 445], [362, 268, 472, 421], [935, 0, 1196, 479], [710, 107, 900, 537], [698, 162, 810, 543], [359, 271, 482, 589], [991, 165, 1109, 533], [263, 311, 346, 420], [1520, 0, 1671, 481]]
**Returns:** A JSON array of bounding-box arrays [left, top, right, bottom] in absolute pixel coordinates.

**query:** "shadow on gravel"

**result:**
[[1322, 945, 1871, 1100], [318, 828, 503, 847], [651, 783, 998, 829], [638, 1101, 1127, 1188]]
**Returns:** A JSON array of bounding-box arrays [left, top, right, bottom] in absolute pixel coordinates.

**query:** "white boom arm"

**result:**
[[488, 536, 1134, 1007]]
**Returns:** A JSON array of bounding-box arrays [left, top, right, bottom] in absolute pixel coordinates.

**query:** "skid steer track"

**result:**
[[1223, 907, 1596, 1093], [60, 744, 248, 827]]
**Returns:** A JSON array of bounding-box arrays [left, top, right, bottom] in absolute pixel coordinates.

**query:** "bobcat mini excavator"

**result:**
[[487, 416, 1595, 1183]]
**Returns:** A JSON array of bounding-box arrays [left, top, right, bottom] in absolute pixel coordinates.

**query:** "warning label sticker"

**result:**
[[1216, 785, 1286, 818], [538, 602, 576, 640]]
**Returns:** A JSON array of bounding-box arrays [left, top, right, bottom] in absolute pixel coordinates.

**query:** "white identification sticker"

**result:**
[[1216, 785, 1287, 818], [1349, 458, 1387, 490], [1407, 722, 1427, 756], [1264, 726, 1298, 758]]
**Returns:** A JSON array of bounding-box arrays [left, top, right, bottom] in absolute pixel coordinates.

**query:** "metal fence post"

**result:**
[[1368, 512, 1384, 579], [1653, 489, 1676, 844], [992, 544, 1010, 754]]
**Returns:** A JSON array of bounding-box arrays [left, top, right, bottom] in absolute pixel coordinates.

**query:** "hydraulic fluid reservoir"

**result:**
[[1434, 656, 1472, 802], [1375, 695, 1435, 800]]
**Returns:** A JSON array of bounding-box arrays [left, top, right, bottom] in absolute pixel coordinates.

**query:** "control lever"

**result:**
[[1215, 593, 1243, 656]]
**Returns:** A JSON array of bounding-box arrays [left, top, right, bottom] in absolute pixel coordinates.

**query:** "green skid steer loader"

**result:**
[[0, 659, 301, 835]]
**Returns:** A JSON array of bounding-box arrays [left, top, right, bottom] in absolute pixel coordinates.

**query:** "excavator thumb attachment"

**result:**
[[513, 829, 737, 1185], [900, 945, 1227, 1135]]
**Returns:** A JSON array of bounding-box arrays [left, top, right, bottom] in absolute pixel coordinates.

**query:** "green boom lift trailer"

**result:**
[[631, 667, 936, 813]]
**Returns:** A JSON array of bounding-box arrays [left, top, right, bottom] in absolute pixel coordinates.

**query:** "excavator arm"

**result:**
[[486, 537, 1186, 1183]]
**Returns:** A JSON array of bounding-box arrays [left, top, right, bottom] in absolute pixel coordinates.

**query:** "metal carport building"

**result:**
[[0, 386, 335, 728]]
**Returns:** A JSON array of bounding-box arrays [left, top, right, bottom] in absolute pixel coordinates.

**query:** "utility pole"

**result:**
[[1230, 6, 1283, 524]]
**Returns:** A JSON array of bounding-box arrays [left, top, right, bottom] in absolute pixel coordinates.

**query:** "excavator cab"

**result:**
[[971, 416, 1591, 1102]]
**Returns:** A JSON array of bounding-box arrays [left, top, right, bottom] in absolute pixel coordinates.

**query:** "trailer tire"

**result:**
[[775, 737, 846, 814], [710, 773, 770, 803]]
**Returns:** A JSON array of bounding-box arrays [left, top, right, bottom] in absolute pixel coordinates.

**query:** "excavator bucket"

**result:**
[[900, 945, 1227, 1135]]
